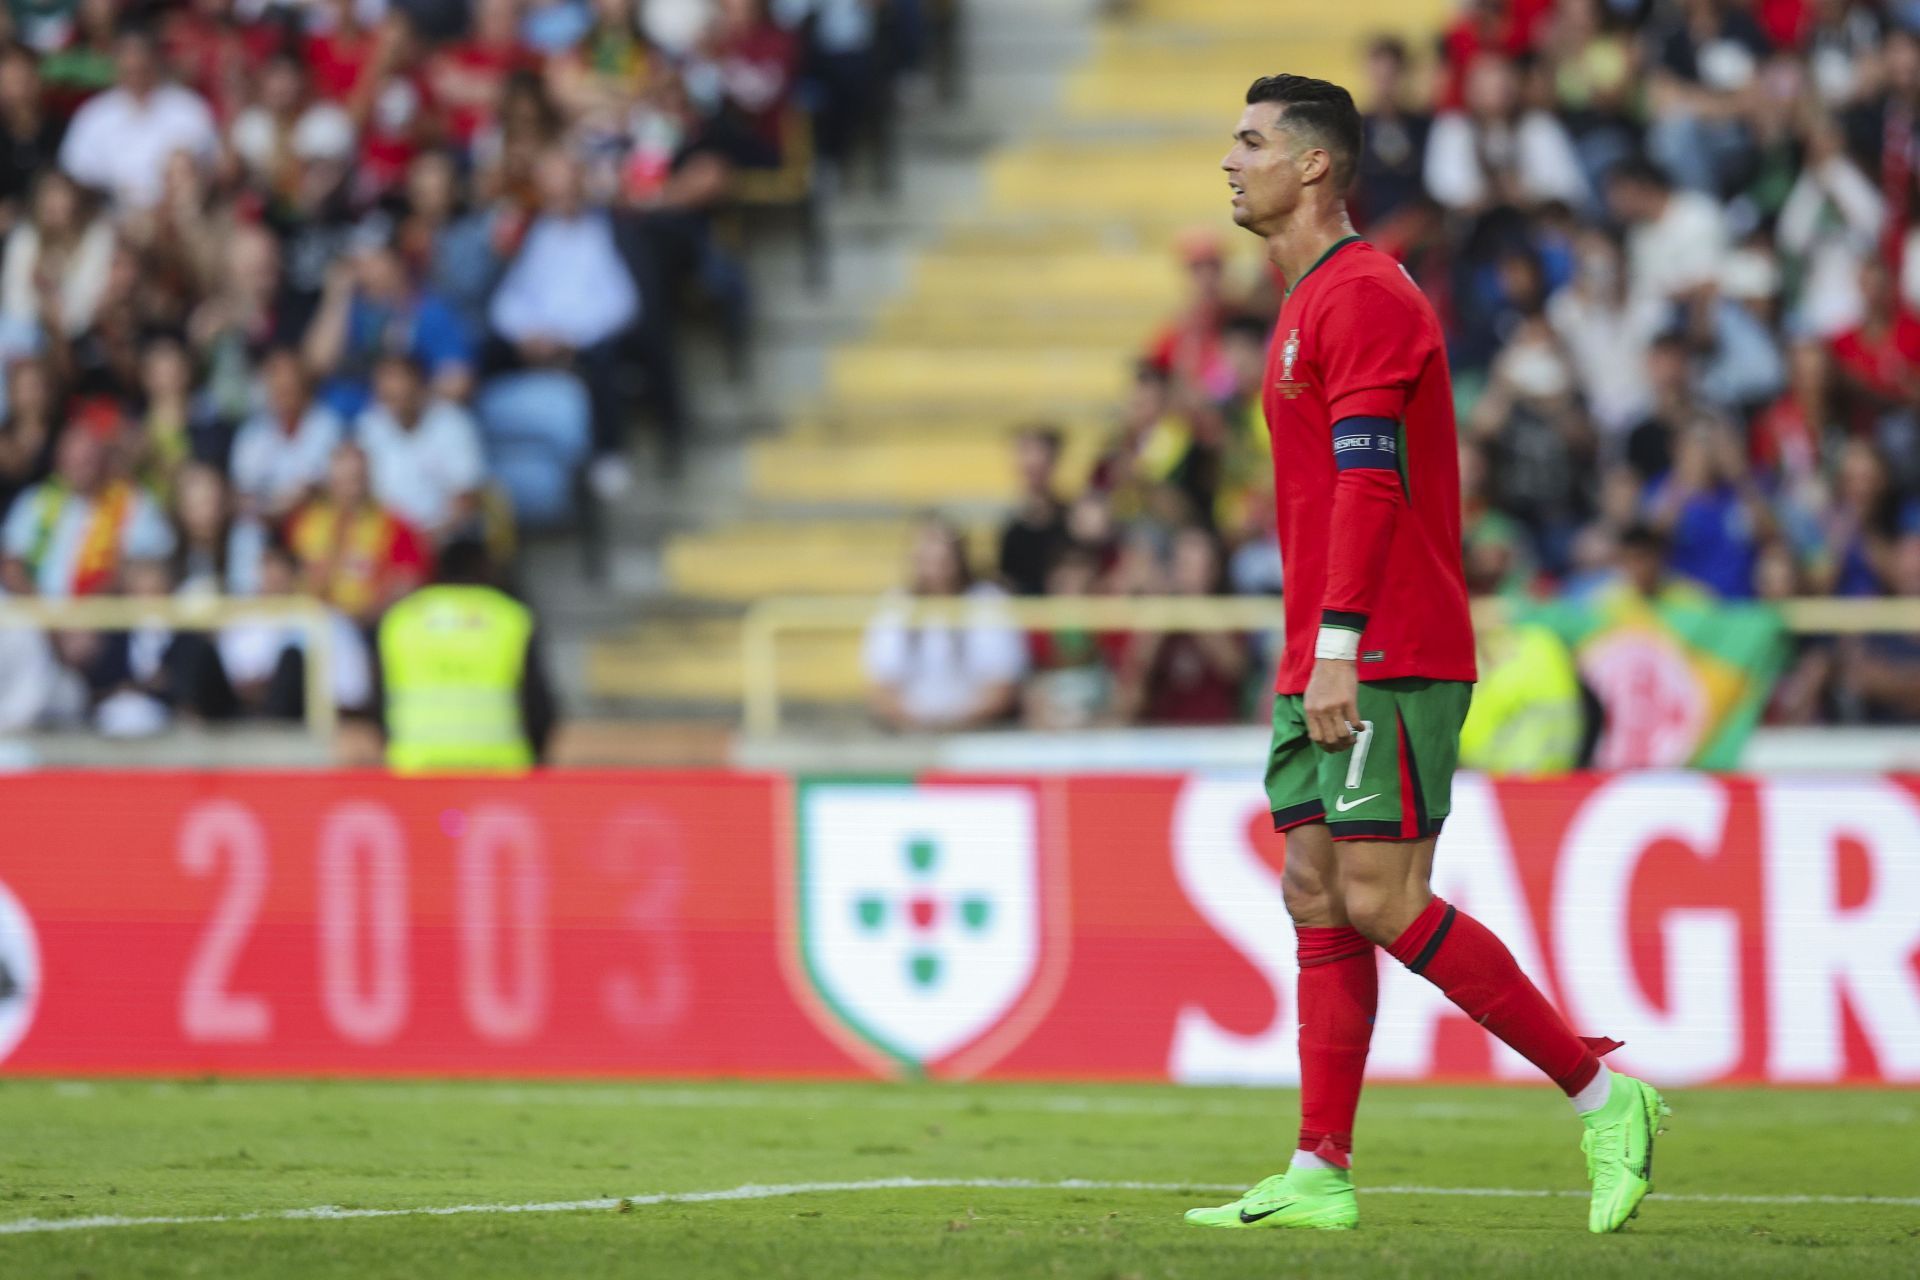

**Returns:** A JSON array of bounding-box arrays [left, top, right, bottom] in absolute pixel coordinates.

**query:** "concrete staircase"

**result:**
[[536, 0, 1447, 730]]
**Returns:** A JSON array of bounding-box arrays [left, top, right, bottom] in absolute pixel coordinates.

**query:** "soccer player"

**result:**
[[1183, 75, 1667, 1235]]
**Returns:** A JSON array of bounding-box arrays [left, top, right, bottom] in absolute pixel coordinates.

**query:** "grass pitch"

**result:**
[[1, 1080, 1914, 1278]]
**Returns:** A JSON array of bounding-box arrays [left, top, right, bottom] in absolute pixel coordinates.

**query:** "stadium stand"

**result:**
[[586, 0, 1450, 717]]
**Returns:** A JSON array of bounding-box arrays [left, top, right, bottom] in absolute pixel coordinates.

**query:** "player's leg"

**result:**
[[1185, 698, 1363, 1231], [1328, 678, 1669, 1232], [1280, 820, 1375, 1174]]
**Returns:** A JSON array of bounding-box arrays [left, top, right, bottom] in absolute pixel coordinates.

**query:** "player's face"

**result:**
[[1221, 104, 1299, 236]]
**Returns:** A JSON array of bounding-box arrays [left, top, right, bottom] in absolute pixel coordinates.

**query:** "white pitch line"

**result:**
[[2, 1178, 1917, 1239]]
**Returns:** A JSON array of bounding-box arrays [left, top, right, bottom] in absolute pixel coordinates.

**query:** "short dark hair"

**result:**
[[1606, 156, 1670, 193], [1366, 34, 1409, 68], [437, 537, 494, 585], [1619, 523, 1669, 555], [1245, 74, 1362, 192]]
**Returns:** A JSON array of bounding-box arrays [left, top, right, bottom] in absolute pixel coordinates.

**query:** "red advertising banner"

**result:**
[[0, 772, 1916, 1084]]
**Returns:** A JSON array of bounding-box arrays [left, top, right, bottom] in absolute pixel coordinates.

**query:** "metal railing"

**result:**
[[739, 593, 1920, 736], [0, 595, 338, 738]]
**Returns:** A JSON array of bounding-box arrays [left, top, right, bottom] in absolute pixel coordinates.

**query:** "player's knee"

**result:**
[[1340, 879, 1410, 946], [1281, 857, 1335, 926]]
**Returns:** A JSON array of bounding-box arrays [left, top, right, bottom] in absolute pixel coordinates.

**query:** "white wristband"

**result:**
[[1314, 626, 1360, 661]]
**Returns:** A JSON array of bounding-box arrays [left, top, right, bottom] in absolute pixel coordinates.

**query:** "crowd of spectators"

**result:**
[[866, 0, 1920, 733], [0, 0, 928, 735]]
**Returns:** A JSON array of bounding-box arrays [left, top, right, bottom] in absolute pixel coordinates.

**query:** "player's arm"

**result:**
[[1303, 278, 1420, 753]]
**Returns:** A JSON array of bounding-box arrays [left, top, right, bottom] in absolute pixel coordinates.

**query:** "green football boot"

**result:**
[[1580, 1072, 1671, 1233], [1183, 1166, 1358, 1230]]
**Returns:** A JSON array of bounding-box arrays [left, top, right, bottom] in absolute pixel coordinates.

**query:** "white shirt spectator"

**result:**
[[0, 217, 114, 337], [861, 584, 1029, 727], [1626, 190, 1728, 305], [490, 212, 639, 349], [0, 481, 176, 596], [219, 608, 372, 708], [1548, 286, 1668, 437], [642, 0, 712, 56], [228, 403, 344, 514], [59, 83, 218, 210], [1422, 111, 1589, 211], [1777, 154, 1884, 337], [356, 399, 487, 533], [229, 103, 357, 181], [0, 589, 85, 729]]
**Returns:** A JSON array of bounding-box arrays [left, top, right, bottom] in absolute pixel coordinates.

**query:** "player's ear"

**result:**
[[1300, 147, 1331, 186]]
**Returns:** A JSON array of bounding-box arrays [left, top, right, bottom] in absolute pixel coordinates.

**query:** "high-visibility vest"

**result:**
[[378, 585, 535, 774], [1458, 621, 1583, 777]]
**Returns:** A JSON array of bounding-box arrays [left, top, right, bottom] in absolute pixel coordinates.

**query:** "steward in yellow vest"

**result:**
[[377, 539, 556, 773]]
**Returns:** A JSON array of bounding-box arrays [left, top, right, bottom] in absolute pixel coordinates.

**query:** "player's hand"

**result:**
[[1304, 658, 1360, 753]]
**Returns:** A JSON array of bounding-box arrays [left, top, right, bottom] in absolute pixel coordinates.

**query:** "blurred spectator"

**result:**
[[41, 0, 123, 103], [0, 45, 62, 236], [1110, 526, 1248, 725], [1470, 303, 1595, 571], [1605, 157, 1729, 306], [171, 460, 262, 595], [229, 49, 359, 197], [863, 516, 1027, 732], [216, 535, 314, 720], [1540, 0, 1638, 194], [1810, 437, 1901, 595], [431, 0, 538, 149], [0, 355, 58, 517], [228, 345, 344, 521], [1020, 543, 1114, 730], [2, 423, 174, 596], [1828, 257, 1920, 440], [355, 350, 485, 542], [690, 0, 799, 168], [1354, 35, 1432, 229], [1548, 224, 1665, 437], [487, 146, 657, 486], [1142, 229, 1235, 398], [1643, 0, 1769, 194], [1, 169, 113, 340], [0, 584, 85, 729], [1424, 50, 1588, 214], [1837, 528, 1920, 718], [1778, 107, 1883, 336], [1624, 331, 1706, 483], [217, 531, 377, 719], [398, 149, 502, 337], [376, 535, 556, 771], [1844, 24, 1919, 293], [997, 424, 1069, 597], [287, 438, 431, 625], [305, 234, 474, 418], [57, 24, 218, 211], [128, 334, 214, 500], [73, 553, 235, 732], [340, 14, 442, 201], [1644, 422, 1776, 597]]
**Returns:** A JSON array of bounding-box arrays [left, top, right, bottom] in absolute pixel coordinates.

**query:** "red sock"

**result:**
[[1386, 898, 1603, 1097], [1295, 925, 1376, 1168]]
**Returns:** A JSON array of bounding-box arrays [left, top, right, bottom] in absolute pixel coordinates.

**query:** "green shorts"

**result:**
[[1265, 677, 1472, 842]]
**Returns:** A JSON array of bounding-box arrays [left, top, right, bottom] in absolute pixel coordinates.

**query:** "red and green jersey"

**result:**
[[1262, 236, 1476, 693]]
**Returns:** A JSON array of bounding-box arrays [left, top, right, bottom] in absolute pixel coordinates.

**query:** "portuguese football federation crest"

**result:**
[[783, 780, 1066, 1078]]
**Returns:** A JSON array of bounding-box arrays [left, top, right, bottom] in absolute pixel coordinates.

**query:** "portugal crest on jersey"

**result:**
[[1278, 328, 1305, 398], [782, 780, 1068, 1078]]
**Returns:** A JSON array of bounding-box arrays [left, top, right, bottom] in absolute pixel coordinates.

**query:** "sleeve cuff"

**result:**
[[1320, 609, 1368, 632]]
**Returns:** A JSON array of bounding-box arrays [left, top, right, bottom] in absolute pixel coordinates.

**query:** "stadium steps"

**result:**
[[575, 0, 1444, 716]]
